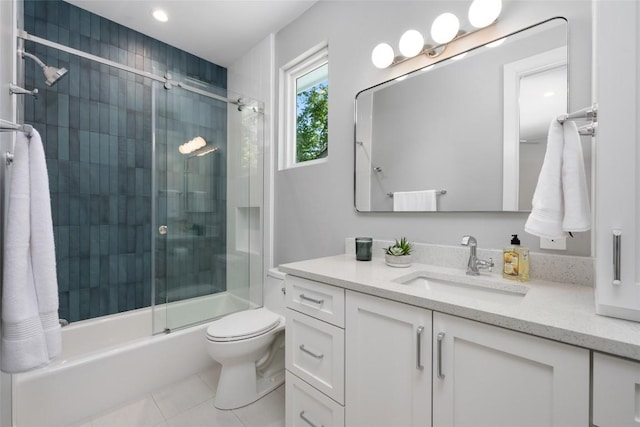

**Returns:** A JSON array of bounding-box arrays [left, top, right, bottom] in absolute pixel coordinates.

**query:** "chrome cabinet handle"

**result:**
[[416, 326, 424, 370], [300, 294, 324, 305], [299, 344, 324, 359], [437, 332, 445, 379], [300, 411, 323, 427], [158, 225, 168, 235], [613, 229, 622, 285]]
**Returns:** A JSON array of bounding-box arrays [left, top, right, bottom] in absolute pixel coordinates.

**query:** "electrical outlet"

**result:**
[[540, 237, 567, 250]]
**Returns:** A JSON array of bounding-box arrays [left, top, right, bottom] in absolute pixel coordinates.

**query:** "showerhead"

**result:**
[[43, 65, 68, 87], [21, 51, 69, 87]]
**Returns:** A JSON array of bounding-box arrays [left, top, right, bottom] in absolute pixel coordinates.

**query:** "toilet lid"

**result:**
[[206, 309, 281, 342]]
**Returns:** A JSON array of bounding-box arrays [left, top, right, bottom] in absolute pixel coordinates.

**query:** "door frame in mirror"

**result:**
[[502, 46, 568, 211]]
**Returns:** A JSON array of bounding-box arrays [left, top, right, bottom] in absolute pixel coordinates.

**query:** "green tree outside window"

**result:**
[[296, 81, 328, 162]]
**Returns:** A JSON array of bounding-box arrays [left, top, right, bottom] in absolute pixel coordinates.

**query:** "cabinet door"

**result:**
[[433, 313, 589, 427], [345, 291, 432, 427], [286, 371, 344, 427], [593, 0, 640, 320], [286, 308, 345, 403], [593, 352, 640, 427]]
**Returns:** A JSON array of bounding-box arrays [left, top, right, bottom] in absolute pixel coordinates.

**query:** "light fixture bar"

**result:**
[[386, 25, 489, 68], [370, 0, 502, 69]]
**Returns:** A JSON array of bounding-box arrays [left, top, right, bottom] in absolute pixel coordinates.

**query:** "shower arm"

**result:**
[[20, 51, 47, 69]]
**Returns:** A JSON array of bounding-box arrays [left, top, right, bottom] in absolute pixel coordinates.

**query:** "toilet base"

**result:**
[[214, 363, 285, 410]]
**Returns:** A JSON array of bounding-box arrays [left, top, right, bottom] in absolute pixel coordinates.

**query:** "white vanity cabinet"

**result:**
[[284, 273, 592, 427], [432, 313, 590, 427], [285, 275, 345, 427], [593, 352, 640, 427], [345, 290, 432, 427]]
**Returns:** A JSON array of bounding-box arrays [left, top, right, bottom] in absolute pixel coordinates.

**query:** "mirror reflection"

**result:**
[[355, 18, 570, 212]]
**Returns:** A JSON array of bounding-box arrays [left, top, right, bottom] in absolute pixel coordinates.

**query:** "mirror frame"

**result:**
[[354, 17, 569, 213]]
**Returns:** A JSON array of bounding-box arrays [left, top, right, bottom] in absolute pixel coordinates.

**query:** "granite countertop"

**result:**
[[279, 254, 640, 361]]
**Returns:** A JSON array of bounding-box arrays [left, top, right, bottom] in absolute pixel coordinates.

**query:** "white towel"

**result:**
[[29, 131, 61, 360], [2, 130, 60, 373], [561, 121, 591, 232], [525, 120, 591, 239], [393, 190, 437, 211]]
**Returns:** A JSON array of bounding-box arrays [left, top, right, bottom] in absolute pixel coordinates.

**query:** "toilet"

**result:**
[[205, 268, 286, 409]]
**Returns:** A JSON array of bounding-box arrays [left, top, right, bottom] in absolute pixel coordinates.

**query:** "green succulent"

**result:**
[[385, 237, 413, 256]]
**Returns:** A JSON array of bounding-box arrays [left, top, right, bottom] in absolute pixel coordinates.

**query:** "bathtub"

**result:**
[[13, 292, 250, 427]]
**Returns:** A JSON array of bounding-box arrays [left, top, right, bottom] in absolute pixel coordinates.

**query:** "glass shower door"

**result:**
[[152, 77, 263, 333]]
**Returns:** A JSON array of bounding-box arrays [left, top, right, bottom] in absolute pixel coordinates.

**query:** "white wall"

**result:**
[[274, 0, 592, 265], [227, 35, 274, 303]]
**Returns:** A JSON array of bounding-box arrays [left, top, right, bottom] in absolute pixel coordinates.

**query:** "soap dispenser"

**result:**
[[503, 234, 529, 282]]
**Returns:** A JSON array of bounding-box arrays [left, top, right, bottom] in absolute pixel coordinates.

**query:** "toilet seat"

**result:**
[[206, 309, 281, 342]]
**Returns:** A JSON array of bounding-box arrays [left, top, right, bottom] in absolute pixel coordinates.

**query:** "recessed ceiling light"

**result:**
[[544, 91, 556, 97], [152, 9, 169, 23]]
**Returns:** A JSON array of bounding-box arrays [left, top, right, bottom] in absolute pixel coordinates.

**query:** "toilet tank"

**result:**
[[264, 268, 286, 317]]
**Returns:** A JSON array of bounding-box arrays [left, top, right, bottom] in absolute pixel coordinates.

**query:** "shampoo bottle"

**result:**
[[503, 234, 529, 282]]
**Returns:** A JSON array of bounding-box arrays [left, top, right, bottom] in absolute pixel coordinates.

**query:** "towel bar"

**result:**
[[387, 189, 447, 197], [557, 103, 598, 125], [0, 118, 33, 136]]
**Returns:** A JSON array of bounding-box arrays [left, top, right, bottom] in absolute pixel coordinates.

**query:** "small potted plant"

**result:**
[[384, 237, 413, 268]]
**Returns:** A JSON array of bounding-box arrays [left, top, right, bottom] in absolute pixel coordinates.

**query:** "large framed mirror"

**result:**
[[355, 18, 569, 212]]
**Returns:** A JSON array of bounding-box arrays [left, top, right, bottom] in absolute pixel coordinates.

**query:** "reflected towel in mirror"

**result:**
[[393, 190, 438, 211]]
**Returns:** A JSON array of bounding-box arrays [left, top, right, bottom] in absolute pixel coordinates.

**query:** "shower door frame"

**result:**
[[12, 29, 265, 333]]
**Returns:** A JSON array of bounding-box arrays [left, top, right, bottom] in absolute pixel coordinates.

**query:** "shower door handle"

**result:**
[[158, 225, 168, 235]]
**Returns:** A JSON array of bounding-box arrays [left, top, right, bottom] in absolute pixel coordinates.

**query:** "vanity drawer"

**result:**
[[286, 275, 345, 327], [286, 308, 345, 403], [286, 371, 344, 427]]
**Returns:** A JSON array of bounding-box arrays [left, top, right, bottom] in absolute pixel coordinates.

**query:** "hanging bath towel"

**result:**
[[525, 120, 591, 239], [2, 130, 61, 373]]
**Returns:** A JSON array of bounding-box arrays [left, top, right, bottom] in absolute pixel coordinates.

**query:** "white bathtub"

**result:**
[[13, 292, 250, 427]]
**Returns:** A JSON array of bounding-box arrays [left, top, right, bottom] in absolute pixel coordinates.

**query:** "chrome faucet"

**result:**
[[461, 235, 494, 276]]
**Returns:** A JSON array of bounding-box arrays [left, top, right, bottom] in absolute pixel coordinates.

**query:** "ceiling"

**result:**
[[65, 0, 318, 67]]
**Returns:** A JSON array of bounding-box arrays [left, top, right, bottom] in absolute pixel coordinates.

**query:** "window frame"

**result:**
[[279, 43, 329, 170]]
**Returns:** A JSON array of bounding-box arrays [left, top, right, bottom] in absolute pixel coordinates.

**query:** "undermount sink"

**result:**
[[393, 271, 529, 304]]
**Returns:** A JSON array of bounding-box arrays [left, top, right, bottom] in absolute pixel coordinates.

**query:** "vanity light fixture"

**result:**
[[371, 0, 502, 69], [152, 9, 169, 23], [179, 136, 207, 154]]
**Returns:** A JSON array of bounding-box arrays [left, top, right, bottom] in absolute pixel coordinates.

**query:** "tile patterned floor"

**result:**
[[72, 365, 285, 427]]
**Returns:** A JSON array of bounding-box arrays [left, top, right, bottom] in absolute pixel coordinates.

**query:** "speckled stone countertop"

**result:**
[[279, 254, 640, 361]]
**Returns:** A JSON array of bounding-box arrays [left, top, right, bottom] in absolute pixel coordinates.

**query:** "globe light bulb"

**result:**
[[468, 0, 502, 29], [371, 43, 395, 69], [431, 13, 460, 44], [399, 29, 425, 58]]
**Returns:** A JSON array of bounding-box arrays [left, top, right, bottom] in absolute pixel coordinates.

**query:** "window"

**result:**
[[280, 44, 329, 169]]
